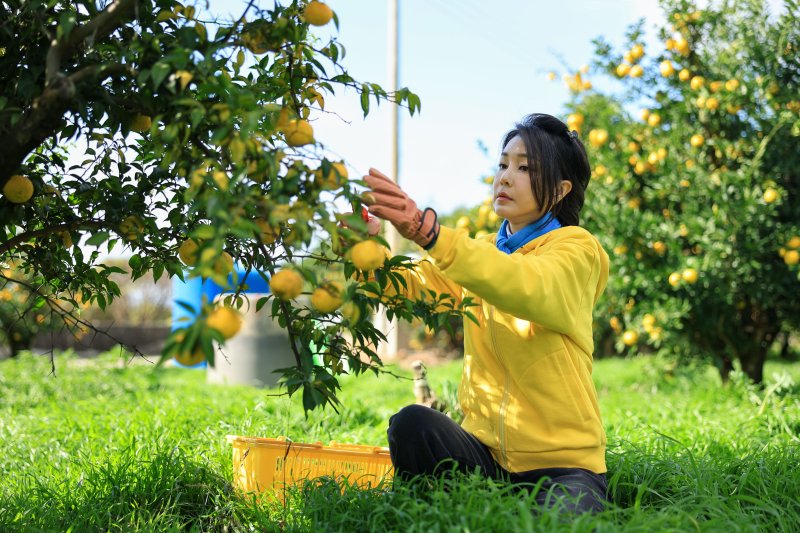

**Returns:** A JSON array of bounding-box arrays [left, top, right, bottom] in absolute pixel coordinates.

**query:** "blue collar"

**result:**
[[495, 214, 562, 254]]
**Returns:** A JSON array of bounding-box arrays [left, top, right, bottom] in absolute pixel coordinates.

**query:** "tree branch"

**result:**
[[0, 219, 107, 255]]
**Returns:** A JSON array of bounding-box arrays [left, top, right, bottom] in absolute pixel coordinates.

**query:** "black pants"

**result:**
[[387, 404, 608, 514]]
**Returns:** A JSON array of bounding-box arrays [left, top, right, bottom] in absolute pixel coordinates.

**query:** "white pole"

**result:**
[[377, 0, 400, 360]]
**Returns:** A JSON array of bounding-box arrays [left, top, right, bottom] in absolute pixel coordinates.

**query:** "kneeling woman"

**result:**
[[363, 113, 610, 514]]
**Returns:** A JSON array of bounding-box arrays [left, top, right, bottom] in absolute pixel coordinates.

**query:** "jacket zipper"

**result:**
[[489, 306, 511, 469]]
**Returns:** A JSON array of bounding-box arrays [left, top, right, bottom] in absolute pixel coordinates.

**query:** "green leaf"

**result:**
[[85, 231, 109, 247], [151, 62, 171, 89]]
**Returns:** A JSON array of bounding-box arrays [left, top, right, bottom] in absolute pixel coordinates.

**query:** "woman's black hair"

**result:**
[[500, 113, 591, 227]]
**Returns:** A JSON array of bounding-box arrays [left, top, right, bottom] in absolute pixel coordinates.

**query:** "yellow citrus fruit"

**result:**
[[706, 97, 719, 111], [725, 79, 740, 91], [642, 314, 656, 330], [681, 268, 698, 284], [588, 129, 608, 147], [341, 301, 361, 325], [214, 251, 234, 276], [630, 44, 644, 59], [174, 345, 206, 366], [647, 113, 662, 127], [629, 65, 644, 78], [303, 1, 333, 26], [206, 306, 243, 339], [284, 119, 314, 146], [130, 114, 152, 132], [785, 250, 799, 265], [255, 218, 279, 245], [622, 330, 639, 346], [709, 81, 723, 92], [566, 113, 584, 131], [652, 241, 666, 255], [270, 269, 303, 300], [674, 37, 690, 55], [690, 134, 705, 147], [690, 76, 705, 90], [174, 70, 193, 90], [2, 174, 34, 204], [310, 281, 344, 313], [212, 170, 229, 191], [763, 188, 779, 203], [60, 231, 73, 248], [316, 162, 348, 190], [120, 215, 144, 241], [178, 238, 200, 265], [678, 69, 691, 81], [276, 107, 292, 129], [659, 60, 675, 77], [668, 272, 681, 287], [616, 63, 631, 77], [787, 236, 800, 249], [456, 215, 471, 229], [349, 240, 386, 271]]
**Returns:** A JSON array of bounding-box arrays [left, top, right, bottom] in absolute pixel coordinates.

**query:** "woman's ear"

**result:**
[[556, 180, 573, 203]]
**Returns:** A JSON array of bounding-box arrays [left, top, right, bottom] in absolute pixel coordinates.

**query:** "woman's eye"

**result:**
[[498, 163, 507, 169], [519, 166, 528, 172]]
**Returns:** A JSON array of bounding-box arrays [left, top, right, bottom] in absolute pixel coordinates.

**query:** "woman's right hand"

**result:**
[[339, 206, 381, 237]]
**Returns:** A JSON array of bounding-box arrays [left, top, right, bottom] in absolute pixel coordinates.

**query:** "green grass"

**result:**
[[1, 350, 799, 532]]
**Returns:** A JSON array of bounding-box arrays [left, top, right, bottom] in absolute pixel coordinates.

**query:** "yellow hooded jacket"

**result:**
[[396, 225, 610, 474]]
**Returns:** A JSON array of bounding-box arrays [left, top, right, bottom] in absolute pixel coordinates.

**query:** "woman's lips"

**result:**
[[496, 193, 511, 201]]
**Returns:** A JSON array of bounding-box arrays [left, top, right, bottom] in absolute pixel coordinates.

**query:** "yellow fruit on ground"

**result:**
[[678, 69, 691, 81], [629, 65, 644, 78], [340, 301, 361, 325], [178, 238, 200, 265], [2, 174, 34, 203], [681, 268, 698, 284], [784, 250, 799, 265], [616, 64, 631, 77], [690, 134, 705, 147], [270, 268, 303, 300], [622, 330, 639, 346], [668, 272, 681, 287], [787, 236, 800, 249], [120, 215, 144, 241], [311, 281, 344, 313], [660, 60, 675, 77], [349, 240, 386, 271], [130, 114, 152, 132], [214, 251, 234, 276], [283, 119, 314, 146], [303, 1, 333, 26], [763, 188, 779, 203], [206, 306, 243, 339]]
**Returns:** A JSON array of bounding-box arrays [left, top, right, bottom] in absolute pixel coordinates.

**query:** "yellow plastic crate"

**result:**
[[227, 435, 394, 498]]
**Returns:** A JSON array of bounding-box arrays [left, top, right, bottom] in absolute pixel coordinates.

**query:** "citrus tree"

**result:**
[[558, 0, 799, 383], [0, 0, 471, 411]]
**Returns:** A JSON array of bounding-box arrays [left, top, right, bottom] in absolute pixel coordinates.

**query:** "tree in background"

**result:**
[[561, 0, 799, 383], [0, 0, 471, 411]]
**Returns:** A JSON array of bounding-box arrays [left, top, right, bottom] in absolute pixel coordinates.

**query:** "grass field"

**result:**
[[1, 350, 799, 532]]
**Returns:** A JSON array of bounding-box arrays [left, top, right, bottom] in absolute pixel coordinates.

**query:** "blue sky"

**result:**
[[209, 0, 665, 213]]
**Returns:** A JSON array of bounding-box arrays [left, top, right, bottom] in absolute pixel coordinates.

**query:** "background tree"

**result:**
[[564, 0, 799, 383], [0, 0, 472, 411]]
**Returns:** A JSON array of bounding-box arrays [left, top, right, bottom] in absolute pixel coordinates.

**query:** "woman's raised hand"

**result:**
[[362, 168, 440, 250]]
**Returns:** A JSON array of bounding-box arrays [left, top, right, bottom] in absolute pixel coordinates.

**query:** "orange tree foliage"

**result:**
[[0, 0, 474, 411]]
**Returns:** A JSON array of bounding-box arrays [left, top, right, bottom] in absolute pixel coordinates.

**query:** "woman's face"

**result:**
[[493, 135, 545, 233]]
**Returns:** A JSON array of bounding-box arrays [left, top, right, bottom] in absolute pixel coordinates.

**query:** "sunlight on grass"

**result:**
[[1, 350, 799, 531]]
